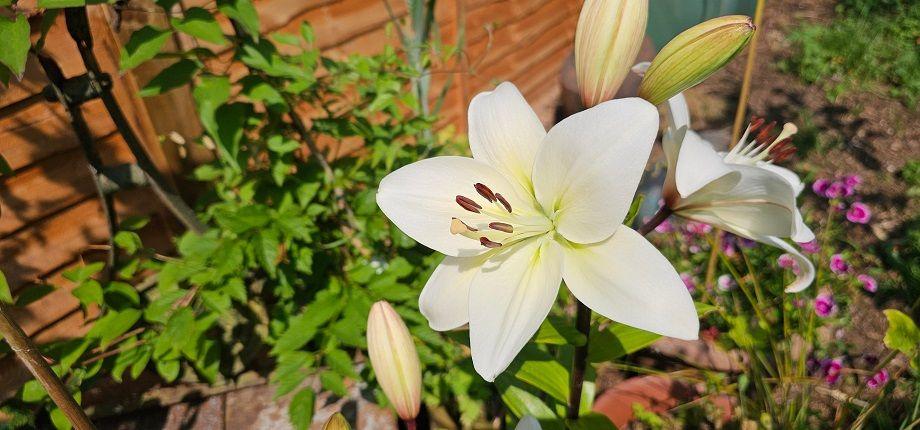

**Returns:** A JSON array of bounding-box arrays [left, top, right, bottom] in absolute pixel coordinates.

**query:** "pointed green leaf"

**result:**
[[171, 8, 226, 45], [120, 26, 173, 70], [0, 270, 11, 304], [217, 0, 260, 38], [883, 309, 920, 355], [139, 59, 200, 97], [0, 15, 30, 77], [289, 388, 315, 430]]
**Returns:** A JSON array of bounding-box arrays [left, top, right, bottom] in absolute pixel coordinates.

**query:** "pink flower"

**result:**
[[778, 253, 797, 269], [814, 293, 837, 317], [866, 369, 889, 389], [843, 174, 861, 195], [812, 178, 831, 197], [717, 274, 735, 291], [798, 239, 820, 254], [846, 202, 872, 224], [680, 272, 696, 292], [858, 274, 878, 293], [685, 221, 712, 235], [829, 254, 849, 274], [654, 218, 675, 233], [689, 244, 702, 254], [821, 358, 844, 384], [825, 181, 847, 199]]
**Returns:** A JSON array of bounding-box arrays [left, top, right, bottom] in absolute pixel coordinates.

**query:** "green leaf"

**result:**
[[0, 270, 11, 304], [38, 0, 92, 7], [21, 380, 47, 402], [325, 349, 357, 378], [320, 370, 347, 396], [120, 25, 173, 70], [62, 262, 105, 283], [0, 15, 30, 77], [156, 358, 181, 382], [534, 316, 586, 346], [72, 280, 104, 307], [171, 8, 226, 45], [883, 309, 920, 355], [217, 0, 260, 38], [588, 322, 662, 363], [49, 407, 71, 430], [568, 412, 618, 430], [288, 388, 315, 430], [160, 307, 195, 355], [87, 309, 142, 348], [114, 231, 143, 255], [509, 347, 569, 404], [254, 230, 280, 277], [104, 282, 141, 309], [144, 289, 187, 324], [139, 59, 200, 97], [624, 194, 645, 226], [496, 380, 562, 430], [695, 301, 718, 317], [272, 293, 344, 354]]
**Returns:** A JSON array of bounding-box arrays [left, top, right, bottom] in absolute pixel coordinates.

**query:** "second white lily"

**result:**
[[661, 93, 815, 292], [377, 82, 698, 382]]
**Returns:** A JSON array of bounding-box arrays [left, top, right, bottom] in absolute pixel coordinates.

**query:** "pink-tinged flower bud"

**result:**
[[777, 253, 797, 270], [638, 15, 754, 105], [858, 274, 878, 293], [575, 0, 649, 107], [846, 202, 872, 224], [814, 293, 837, 318], [829, 254, 849, 274], [717, 274, 735, 291], [323, 413, 351, 430], [367, 301, 422, 421], [866, 369, 889, 389]]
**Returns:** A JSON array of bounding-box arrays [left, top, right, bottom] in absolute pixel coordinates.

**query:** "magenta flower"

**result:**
[[858, 274, 878, 293], [846, 202, 872, 224], [843, 174, 861, 195], [866, 369, 889, 389], [680, 272, 696, 292], [685, 221, 712, 235], [821, 358, 844, 384], [829, 254, 849, 274], [778, 253, 797, 269], [717, 274, 735, 291], [825, 181, 847, 199], [654, 218, 675, 233], [798, 239, 820, 254], [814, 293, 837, 317], [812, 178, 831, 197]]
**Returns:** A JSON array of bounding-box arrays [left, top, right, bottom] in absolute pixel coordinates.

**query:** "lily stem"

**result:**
[[637, 206, 673, 236], [567, 300, 591, 419], [0, 303, 95, 429]]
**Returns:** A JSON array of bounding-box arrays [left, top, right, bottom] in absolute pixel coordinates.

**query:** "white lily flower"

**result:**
[[377, 82, 698, 382], [661, 93, 815, 292]]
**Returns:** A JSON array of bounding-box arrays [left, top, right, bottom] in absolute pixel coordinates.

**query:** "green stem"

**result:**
[[566, 300, 591, 419]]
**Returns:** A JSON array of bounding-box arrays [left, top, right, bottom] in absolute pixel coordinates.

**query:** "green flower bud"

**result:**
[[367, 301, 422, 421], [638, 15, 755, 105]]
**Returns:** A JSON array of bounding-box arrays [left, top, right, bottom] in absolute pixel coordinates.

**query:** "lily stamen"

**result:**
[[456, 195, 482, 213], [479, 237, 502, 248], [495, 193, 512, 212], [474, 183, 497, 202], [489, 222, 514, 233]]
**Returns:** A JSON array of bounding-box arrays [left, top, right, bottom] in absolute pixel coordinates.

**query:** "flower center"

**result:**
[[723, 117, 798, 165], [450, 182, 552, 248]]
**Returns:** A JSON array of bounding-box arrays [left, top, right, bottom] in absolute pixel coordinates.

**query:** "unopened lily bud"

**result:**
[[322, 413, 351, 430], [575, 0, 648, 107], [638, 15, 755, 105], [367, 301, 422, 421]]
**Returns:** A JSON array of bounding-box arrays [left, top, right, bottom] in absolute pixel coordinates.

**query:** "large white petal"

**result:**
[[469, 237, 563, 382], [532, 98, 658, 244], [377, 156, 532, 257], [759, 236, 815, 293], [756, 162, 804, 195], [420, 255, 487, 331], [676, 164, 796, 238], [791, 209, 815, 243], [675, 130, 739, 198], [562, 226, 699, 340], [665, 93, 690, 133], [468, 82, 547, 191]]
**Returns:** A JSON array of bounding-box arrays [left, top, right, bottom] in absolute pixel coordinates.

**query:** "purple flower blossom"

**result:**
[[858, 274, 878, 293], [717, 274, 735, 291], [654, 218, 674, 233], [689, 244, 702, 254], [830, 254, 849, 274], [825, 181, 847, 199], [814, 293, 837, 317], [846, 202, 872, 224], [778, 253, 797, 269], [843, 174, 862, 196], [680, 272, 696, 292], [866, 369, 889, 389], [812, 178, 831, 197], [821, 358, 844, 384], [685, 221, 712, 235], [798, 239, 820, 254]]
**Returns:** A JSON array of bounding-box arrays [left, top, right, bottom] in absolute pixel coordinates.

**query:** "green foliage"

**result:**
[[0, 14, 30, 79], [0, 270, 11, 304], [883, 309, 920, 357], [780, 1, 920, 107], [119, 26, 173, 71]]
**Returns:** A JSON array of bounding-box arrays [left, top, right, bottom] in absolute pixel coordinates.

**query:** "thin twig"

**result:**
[[729, 0, 766, 146]]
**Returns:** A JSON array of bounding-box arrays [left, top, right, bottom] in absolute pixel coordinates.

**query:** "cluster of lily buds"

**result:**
[[638, 15, 755, 105], [366, 301, 422, 422]]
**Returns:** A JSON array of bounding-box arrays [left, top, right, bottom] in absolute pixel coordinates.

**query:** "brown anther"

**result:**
[[480, 237, 502, 248], [749, 116, 764, 132], [489, 222, 514, 233], [495, 193, 512, 212], [450, 218, 478, 234], [754, 121, 776, 144], [474, 183, 496, 202], [770, 139, 797, 162], [456, 195, 482, 213]]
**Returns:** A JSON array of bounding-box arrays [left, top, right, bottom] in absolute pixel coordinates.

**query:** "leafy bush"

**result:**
[[780, 1, 920, 107]]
